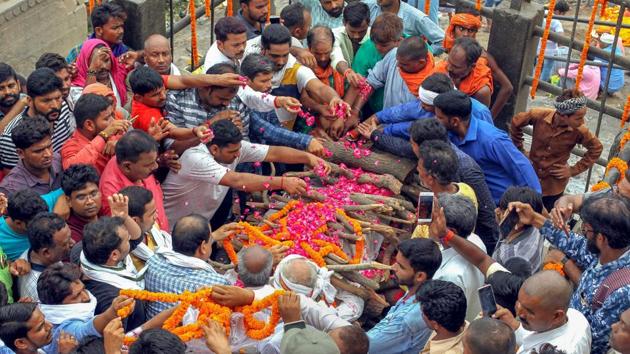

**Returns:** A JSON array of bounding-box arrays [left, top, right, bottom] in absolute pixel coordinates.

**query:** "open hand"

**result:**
[[278, 292, 301, 323], [9, 259, 31, 276], [211, 286, 254, 307], [212, 222, 242, 242], [549, 163, 571, 179], [103, 317, 125, 354], [202, 319, 231, 354], [57, 331, 79, 354], [108, 194, 129, 218], [281, 177, 308, 195]]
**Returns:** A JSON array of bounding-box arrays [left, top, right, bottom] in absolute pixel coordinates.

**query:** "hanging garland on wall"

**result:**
[[205, 0, 211, 17], [530, 0, 557, 98], [190, 0, 199, 69], [227, 0, 234, 16], [575, 0, 601, 88], [425, 0, 431, 16]]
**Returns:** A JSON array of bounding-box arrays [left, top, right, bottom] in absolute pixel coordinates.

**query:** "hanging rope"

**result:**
[[190, 0, 199, 69], [575, 0, 600, 89], [205, 0, 211, 17], [227, 0, 234, 16], [425, 0, 431, 16], [621, 95, 630, 128], [530, 0, 557, 98]]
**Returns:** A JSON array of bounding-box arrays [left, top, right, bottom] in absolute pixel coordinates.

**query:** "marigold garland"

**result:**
[[621, 95, 630, 128], [600, 0, 607, 17], [543, 262, 566, 277], [530, 0, 557, 98], [606, 157, 628, 179], [205, 0, 211, 17], [576, 1, 600, 89], [267, 0, 272, 22], [313, 239, 349, 261], [227, 0, 234, 16], [189, 0, 199, 69], [336, 209, 364, 264], [88, 0, 95, 14], [425, 0, 431, 17], [476, 0, 481, 10], [619, 131, 630, 151], [117, 288, 284, 344], [223, 238, 239, 264], [301, 242, 327, 267], [591, 181, 611, 191]]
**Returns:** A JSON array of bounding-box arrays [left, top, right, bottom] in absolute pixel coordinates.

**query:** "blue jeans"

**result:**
[[541, 59, 555, 83]]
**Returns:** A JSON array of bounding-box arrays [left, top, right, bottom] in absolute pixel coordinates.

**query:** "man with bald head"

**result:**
[[463, 318, 516, 354], [493, 270, 591, 353], [143, 34, 182, 75], [271, 255, 364, 322], [237, 245, 275, 298]]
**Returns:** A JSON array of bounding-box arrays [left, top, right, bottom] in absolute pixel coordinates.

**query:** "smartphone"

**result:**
[[499, 209, 519, 237], [269, 16, 281, 24], [417, 192, 434, 223], [478, 284, 498, 317]]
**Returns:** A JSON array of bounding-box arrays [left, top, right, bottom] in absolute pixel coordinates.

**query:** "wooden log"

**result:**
[[304, 190, 327, 202], [342, 204, 393, 213], [377, 214, 415, 225], [270, 194, 291, 204], [284, 170, 317, 178], [325, 255, 380, 290], [401, 184, 425, 204], [331, 275, 371, 300], [356, 173, 403, 194], [350, 193, 416, 212], [322, 141, 417, 182], [328, 162, 355, 178]]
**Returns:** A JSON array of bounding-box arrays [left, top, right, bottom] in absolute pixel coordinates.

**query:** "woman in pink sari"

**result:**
[[69, 38, 129, 108]]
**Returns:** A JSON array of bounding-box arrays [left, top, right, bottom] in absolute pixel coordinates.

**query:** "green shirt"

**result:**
[[352, 39, 385, 113], [0, 248, 14, 303]]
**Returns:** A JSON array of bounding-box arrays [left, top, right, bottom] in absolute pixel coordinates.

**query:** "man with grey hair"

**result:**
[[271, 255, 364, 322], [237, 245, 276, 298], [433, 193, 486, 321], [493, 270, 592, 353]]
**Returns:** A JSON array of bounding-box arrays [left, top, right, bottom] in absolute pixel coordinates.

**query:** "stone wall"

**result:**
[[0, 0, 87, 75]]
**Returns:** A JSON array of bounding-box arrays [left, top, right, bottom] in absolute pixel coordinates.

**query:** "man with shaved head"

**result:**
[[463, 318, 516, 354], [143, 34, 181, 75], [493, 270, 591, 353]]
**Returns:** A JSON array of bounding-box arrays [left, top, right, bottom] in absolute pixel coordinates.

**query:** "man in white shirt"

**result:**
[[161, 119, 330, 228], [494, 270, 592, 354], [202, 17, 248, 72], [143, 34, 183, 75], [432, 193, 485, 322]]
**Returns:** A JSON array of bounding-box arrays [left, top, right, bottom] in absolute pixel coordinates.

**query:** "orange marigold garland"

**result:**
[[267, 0, 272, 22], [205, 0, 211, 17], [425, 0, 431, 17], [621, 95, 630, 128], [88, 0, 95, 14], [118, 288, 283, 344], [600, 0, 607, 17], [576, 2, 600, 89], [302, 242, 327, 267], [223, 238, 239, 265], [606, 157, 628, 179], [475, 0, 481, 10], [190, 0, 199, 69], [227, 0, 234, 16], [336, 209, 364, 264], [543, 262, 566, 277], [591, 181, 611, 192], [619, 130, 630, 151], [530, 0, 557, 98]]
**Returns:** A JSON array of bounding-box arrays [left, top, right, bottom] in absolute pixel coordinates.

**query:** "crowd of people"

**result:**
[[0, 0, 628, 353]]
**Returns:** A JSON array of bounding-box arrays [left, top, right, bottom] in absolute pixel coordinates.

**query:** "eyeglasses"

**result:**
[[581, 224, 596, 236], [455, 25, 478, 34]]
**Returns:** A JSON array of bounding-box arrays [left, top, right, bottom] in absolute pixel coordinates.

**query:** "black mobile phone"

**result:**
[[499, 209, 519, 237], [478, 284, 498, 317], [417, 192, 434, 223], [269, 16, 281, 24]]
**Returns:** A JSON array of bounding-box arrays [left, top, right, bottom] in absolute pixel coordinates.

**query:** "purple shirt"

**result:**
[[0, 153, 63, 196]]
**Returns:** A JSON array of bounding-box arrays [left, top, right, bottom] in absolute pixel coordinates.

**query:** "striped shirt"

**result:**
[[0, 102, 75, 169], [164, 88, 250, 139]]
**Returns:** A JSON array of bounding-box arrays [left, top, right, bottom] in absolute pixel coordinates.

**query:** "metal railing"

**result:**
[[455, 0, 629, 191]]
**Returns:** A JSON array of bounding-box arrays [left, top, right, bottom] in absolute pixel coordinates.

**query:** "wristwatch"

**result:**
[[98, 131, 109, 141], [560, 255, 570, 266]]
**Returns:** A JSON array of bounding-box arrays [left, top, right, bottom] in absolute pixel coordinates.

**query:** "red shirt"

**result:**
[[99, 157, 169, 231], [130, 75, 169, 132], [61, 130, 110, 174]]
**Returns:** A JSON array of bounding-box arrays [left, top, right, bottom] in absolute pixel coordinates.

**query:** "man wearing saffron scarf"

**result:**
[[442, 10, 513, 117], [346, 36, 434, 130], [308, 26, 346, 98], [433, 37, 493, 107]]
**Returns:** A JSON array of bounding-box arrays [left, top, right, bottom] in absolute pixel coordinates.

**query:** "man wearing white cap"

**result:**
[[594, 32, 625, 96]]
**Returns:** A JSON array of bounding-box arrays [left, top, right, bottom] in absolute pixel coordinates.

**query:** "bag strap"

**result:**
[[591, 267, 630, 312]]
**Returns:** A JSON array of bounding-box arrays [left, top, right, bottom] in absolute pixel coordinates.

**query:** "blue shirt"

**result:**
[[0, 188, 64, 261], [542, 220, 630, 354], [449, 118, 541, 203], [367, 292, 431, 353], [405, 0, 439, 25], [43, 319, 100, 354], [596, 45, 624, 92], [249, 110, 312, 150], [377, 98, 493, 140], [144, 253, 230, 319]]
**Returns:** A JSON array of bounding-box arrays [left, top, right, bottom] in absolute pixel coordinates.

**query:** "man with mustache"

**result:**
[[0, 117, 63, 196], [202, 17, 248, 72], [35, 53, 78, 116], [0, 68, 73, 172], [0, 63, 28, 134], [238, 0, 269, 40], [297, 0, 345, 29], [510, 194, 630, 354]]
